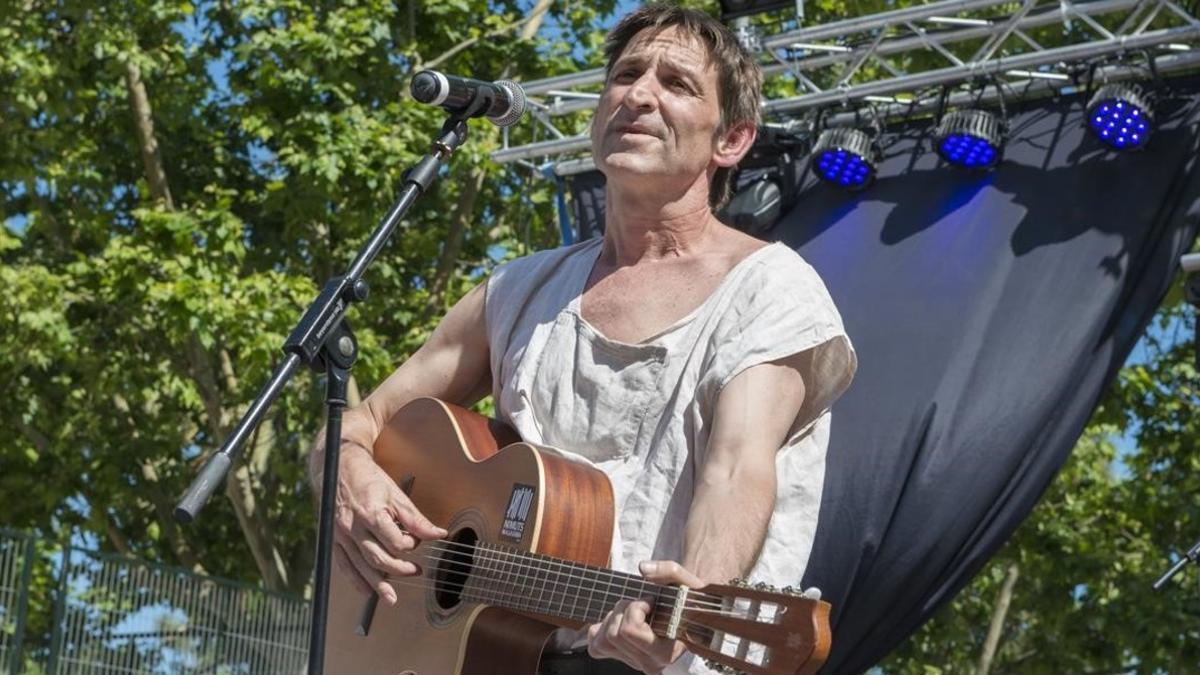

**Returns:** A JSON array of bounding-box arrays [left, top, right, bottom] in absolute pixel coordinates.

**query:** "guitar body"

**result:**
[[324, 397, 616, 675]]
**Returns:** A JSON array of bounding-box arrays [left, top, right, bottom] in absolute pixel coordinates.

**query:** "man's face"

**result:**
[[591, 25, 724, 188]]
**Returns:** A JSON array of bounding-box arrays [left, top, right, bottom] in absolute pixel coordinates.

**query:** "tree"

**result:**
[[0, 0, 614, 617]]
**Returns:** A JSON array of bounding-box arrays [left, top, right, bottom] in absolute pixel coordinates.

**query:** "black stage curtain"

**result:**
[[567, 77, 1200, 672]]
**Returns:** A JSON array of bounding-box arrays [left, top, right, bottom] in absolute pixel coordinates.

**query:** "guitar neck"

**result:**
[[460, 541, 675, 627]]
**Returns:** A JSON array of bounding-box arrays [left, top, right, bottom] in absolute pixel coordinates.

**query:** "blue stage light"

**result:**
[[1087, 83, 1153, 150], [809, 128, 876, 191], [934, 109, 1006, 170]]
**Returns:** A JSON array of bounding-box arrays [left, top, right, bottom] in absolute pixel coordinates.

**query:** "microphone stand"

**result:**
[[175, 106, 481, 675], [1154, 538, 1200, 590], [1153, 273, 1200, 591]]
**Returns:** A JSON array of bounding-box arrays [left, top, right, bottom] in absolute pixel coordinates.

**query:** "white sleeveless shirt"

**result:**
[[485, 238, 856, 673]]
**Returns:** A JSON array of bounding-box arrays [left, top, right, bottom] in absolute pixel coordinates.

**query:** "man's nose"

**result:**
[[621, 72, 658, 111]]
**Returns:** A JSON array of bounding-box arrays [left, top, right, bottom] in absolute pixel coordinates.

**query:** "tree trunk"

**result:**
[[108, 393, 204, 570], [975, 563, 1020, 675], [139, 459, 205, 571], [424, 167, 486, 316], [102, 511, 133, 557], [518, 0, 553, 41], [123, 58, 175, 209], [123, 48, 293, 591], [224, 458, 290, 590]]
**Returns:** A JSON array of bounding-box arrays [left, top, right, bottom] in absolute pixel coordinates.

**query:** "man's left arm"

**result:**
[[587, 353, 808, 673]]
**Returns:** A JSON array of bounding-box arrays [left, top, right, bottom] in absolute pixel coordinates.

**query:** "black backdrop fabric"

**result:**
[[567, 77, 1200, 672]]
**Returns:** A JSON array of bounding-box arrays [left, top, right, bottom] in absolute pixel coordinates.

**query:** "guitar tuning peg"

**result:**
[[782, 585, 798, 595], [728, 577, 747, 587], [802, 587, 822, 600], [752, 581, 772, 591]]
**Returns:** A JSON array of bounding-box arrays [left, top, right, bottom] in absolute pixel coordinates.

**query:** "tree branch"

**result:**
[[417, 0, 553, 72], [123, 57, 175, 209], [419, 0, 552, 315], [111, 393, 206, 570], [975, 563, 1020, 675], [423, 166, 486, 317], [224, 460, 290, 591], [102, 510, 134, 557]]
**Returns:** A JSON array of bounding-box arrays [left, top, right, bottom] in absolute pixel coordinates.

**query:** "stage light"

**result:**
[[1087, 83, 1153, 150], [809, 127, 877, 191], [934, 109, 1006, 170]]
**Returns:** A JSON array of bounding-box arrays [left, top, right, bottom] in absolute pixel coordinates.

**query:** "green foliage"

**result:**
[[0, 2, 615, 660], [4, 1, 1198, 672]]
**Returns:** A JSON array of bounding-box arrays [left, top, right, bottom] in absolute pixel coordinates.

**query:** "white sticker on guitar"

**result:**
[[500, 484, 535, 542]]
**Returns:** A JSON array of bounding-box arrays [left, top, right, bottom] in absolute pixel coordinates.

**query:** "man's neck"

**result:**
[[600, 180, 718, 267]]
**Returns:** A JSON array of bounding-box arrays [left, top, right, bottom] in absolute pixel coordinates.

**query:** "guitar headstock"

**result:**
[[671, 579, 831, 675]]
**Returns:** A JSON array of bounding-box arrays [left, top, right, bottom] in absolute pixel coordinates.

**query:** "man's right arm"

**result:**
[[309, 281, 491, 605]]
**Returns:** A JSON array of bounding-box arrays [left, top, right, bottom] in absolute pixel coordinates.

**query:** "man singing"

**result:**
[[313, 4, 856, 673]]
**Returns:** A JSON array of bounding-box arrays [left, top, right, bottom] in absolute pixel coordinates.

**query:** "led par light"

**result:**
[[810, 127, 877, 191], [1087, 83, 1153, 150], [934, 109, 1006, 170]]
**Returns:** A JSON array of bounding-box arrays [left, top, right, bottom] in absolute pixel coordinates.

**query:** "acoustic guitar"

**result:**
[[323, 397, 831, 674]]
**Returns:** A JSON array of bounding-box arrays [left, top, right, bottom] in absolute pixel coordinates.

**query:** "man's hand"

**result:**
[[332, 448, 447, 605], [586, 560, 706, 675]]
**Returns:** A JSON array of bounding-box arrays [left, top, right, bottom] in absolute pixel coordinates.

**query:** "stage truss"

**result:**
[[492, 0, 1200, 175]]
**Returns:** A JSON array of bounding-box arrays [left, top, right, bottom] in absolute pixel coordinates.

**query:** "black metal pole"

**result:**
[[1153, 536, 1200, 590], [308, 323, 355, 675]]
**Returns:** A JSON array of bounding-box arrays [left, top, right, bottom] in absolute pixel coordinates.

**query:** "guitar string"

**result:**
[[416, 538, 730, 609], [350, 569, 777, 672], [353, 571, 761, 635], [421, 548, 741, 616], [415, 548, 779, 622], [414, 554, 764, 625]]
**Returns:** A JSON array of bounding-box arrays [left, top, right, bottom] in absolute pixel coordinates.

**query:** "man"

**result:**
[[312, 4, 856, 674]]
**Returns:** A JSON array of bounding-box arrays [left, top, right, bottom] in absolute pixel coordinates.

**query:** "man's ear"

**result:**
[[713, 121, 758, 168]]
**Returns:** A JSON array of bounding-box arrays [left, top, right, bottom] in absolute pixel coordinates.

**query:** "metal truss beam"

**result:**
[[531, 48, 1200, 177], [494, 0, 1200, 167], [764, 24, 1200, 112]]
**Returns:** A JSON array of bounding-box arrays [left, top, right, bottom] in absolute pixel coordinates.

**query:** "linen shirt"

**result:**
[[485, 237, 856, 674]]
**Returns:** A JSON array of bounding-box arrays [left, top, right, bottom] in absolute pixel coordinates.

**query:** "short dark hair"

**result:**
[[603, 3, 763, 209]]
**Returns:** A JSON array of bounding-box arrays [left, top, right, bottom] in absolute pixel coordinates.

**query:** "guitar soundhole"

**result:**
[[434, 527, 477, 610]]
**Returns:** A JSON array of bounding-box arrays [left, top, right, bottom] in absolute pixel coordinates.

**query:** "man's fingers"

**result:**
[[589, 619, 642, 668], [348, 518, 422, 578], [334, 544, 373, 597], [620, 600, 658, 646], [638, 559, 705, 588], [365, 509, 421, 559], [358, 536, 422, 578], [624, 599, 679, 667], [389, 498, 448, 541], [587, 603, 656, 672], [340, 539, 398, 605]]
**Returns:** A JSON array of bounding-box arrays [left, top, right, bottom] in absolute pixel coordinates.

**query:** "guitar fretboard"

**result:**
[[459, 541, 671, 625]]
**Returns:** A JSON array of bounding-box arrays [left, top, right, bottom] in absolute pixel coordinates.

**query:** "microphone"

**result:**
[[410, 70, 526, 127]]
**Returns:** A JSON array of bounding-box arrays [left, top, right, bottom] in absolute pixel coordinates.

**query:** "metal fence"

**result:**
[[0, 530, 310, 674], [0, 531, 36, 674]]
